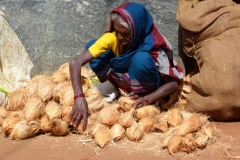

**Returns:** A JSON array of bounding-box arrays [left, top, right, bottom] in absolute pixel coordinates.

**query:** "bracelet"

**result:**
[[142, 97, 149, 105], [74, 93, 85, 100]]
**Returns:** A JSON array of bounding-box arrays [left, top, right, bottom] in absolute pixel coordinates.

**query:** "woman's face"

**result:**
[[113, 19, 132, 48]]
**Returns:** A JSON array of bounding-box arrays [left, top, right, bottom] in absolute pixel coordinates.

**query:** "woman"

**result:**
[[69, 2, 183, 127]]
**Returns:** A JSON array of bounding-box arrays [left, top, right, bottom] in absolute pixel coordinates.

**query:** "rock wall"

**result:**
[[0, 0, 178, 77]]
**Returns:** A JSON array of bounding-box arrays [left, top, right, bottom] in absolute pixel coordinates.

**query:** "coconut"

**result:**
[[25, 75, 46, 98], [110, 123, 125, 141], [118, 108, 135, 128], [51, 71, 67, 84], [178, 114, 202, 136], [166, 108, 183, 127], [203, 125, 214, 139], [6, 87, 26, 111], [23, 96, 45, 121], [61, 106, 72, 124], [81, 76, 90, 89], [168, 134, 182, 156], [10, 120, 41, 140], [78, 115, 96, 134], [161, 127, 176, 148], [50, 119, 69, 136], [153, 120, 169, 133], [40, 114, 52, 133], [2, 111, 23, 136], [45, 100, 62, 120], [37, 76, 55, 102], [58, 62, 70, 80], [0, 106, 10, 126], [118, 96, 136, 112], [52, 82, 65, 102], [126, 121, 143, 142], [134, 105, 160, 120], [94, 125, 112, 148], [180, 133, 196, 153], [195, 131, 209, 149], [81, 66, 94, 79], [85, 87, 102, 103], [98, 103, 120, 126], [59, 82, 74, 106], [88, 99, 105, 113], [138, 117, 155, 133]]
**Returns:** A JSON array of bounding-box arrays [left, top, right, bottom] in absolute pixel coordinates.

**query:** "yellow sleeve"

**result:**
[[88, 32, 121, 57]]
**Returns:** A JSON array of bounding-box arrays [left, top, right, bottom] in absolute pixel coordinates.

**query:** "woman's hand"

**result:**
[[69, 97, 90, 128], [128, 92, 149, 109]]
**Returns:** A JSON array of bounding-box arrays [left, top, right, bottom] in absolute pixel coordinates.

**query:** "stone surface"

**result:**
[[0, 0, 178, 77]]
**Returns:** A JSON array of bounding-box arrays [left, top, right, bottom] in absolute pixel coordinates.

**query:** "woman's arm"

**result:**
[[69, 50, 94, 128]]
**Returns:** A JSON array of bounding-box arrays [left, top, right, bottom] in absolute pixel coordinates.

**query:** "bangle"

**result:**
[[74, 93, 85, 100], [142, 97, 149, 105]]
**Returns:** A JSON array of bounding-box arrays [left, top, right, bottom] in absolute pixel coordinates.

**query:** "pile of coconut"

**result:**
[[0, 63, 217, 156]]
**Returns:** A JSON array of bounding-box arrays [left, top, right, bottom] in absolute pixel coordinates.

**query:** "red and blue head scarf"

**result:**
[[106, 2, 171, 72]]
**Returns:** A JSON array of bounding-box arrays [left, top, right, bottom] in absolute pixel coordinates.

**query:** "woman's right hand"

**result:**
[[69, 97, 90, 128]]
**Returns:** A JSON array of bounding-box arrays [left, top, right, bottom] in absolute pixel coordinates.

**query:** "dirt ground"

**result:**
[[1, 121, 240, 160]]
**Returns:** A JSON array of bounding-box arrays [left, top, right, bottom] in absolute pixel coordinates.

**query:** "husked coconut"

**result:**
[[10, 120, 41, 140], [23, 96, 45, 121], [138, 117, 155, 133], [153, 120, 169, 133], [126, 121, 143, 142], [52, 82, 66, 102], [88, 99, 105, 113], [203, 125, 214, 139], [2, 111, 23, 135], [6, 87, 26, 111], [59, 82, 74, 106], [168, 134, 182, 156], [180, 133, 196, 153], [94, 125, 112, 148], [195, 131, 209, 149], [25, 75, 46, 98], [58, 62, 70, 80], [37, 76, 54, 102], [166, 108, 183, 127], [40, 114, 52, 133], [85, 87, 102, 103], [81, 76, 90, 89], [161, 127, 176, 148], [118, 96, 136, 112], [81, 66, 94, 79], [78, 115, 96, 134], [178, 114, 202, 136], [110, 123, 125, 141], [50, 119, 69, 136], [45, 100, 62, 120], [134, 105, 160, 120], [0, 106, 10, 126], [51, 71, 67, 84], [118, 108, 135, 128], [98, 103, 120, 126], [61, 106, 72, 124]]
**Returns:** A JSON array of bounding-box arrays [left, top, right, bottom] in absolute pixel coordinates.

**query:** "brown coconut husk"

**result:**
[[23, 96, 45, 122], [58, 62, 70, 80], [45, 100, 62, 120], [138, 117, 155, 133], [88, 99, 106, 113], [180, 133, 196, 153], [118, 108, 135, 128], [61, 106, 72, 125], [94, 125, 112, 148], [153, 120, 169, 133], [0, 106, 10, 126], [59, 82, 74, 106], [10, 120, 41, 140], [25, 75, 46, 98], [52, 82, 66, 102], [110, 123, 125, 142], [178, 113, 202, 136], [81, 76, 90, 89], [161, 127, 177, 148], [85, 87, 102, 103], [98, 103, 120, 126], [51, 71, 67, 84], [50, 119, 69, 136], [40, 114, 52, 133], [166, 108, 183, 127], [37, 76, 55, 102], [78, 115, 96, 134], [202, 124, 214, 139], [118, 96, 136, 112], [134, 105, 160, 120], [168, 134, 182, 156], [81, 66, 94, 79], [126, 121, 143, 142], [195, 131, 209, 149], [2, 111, 23, 136], [6, 87, 26, 111]]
